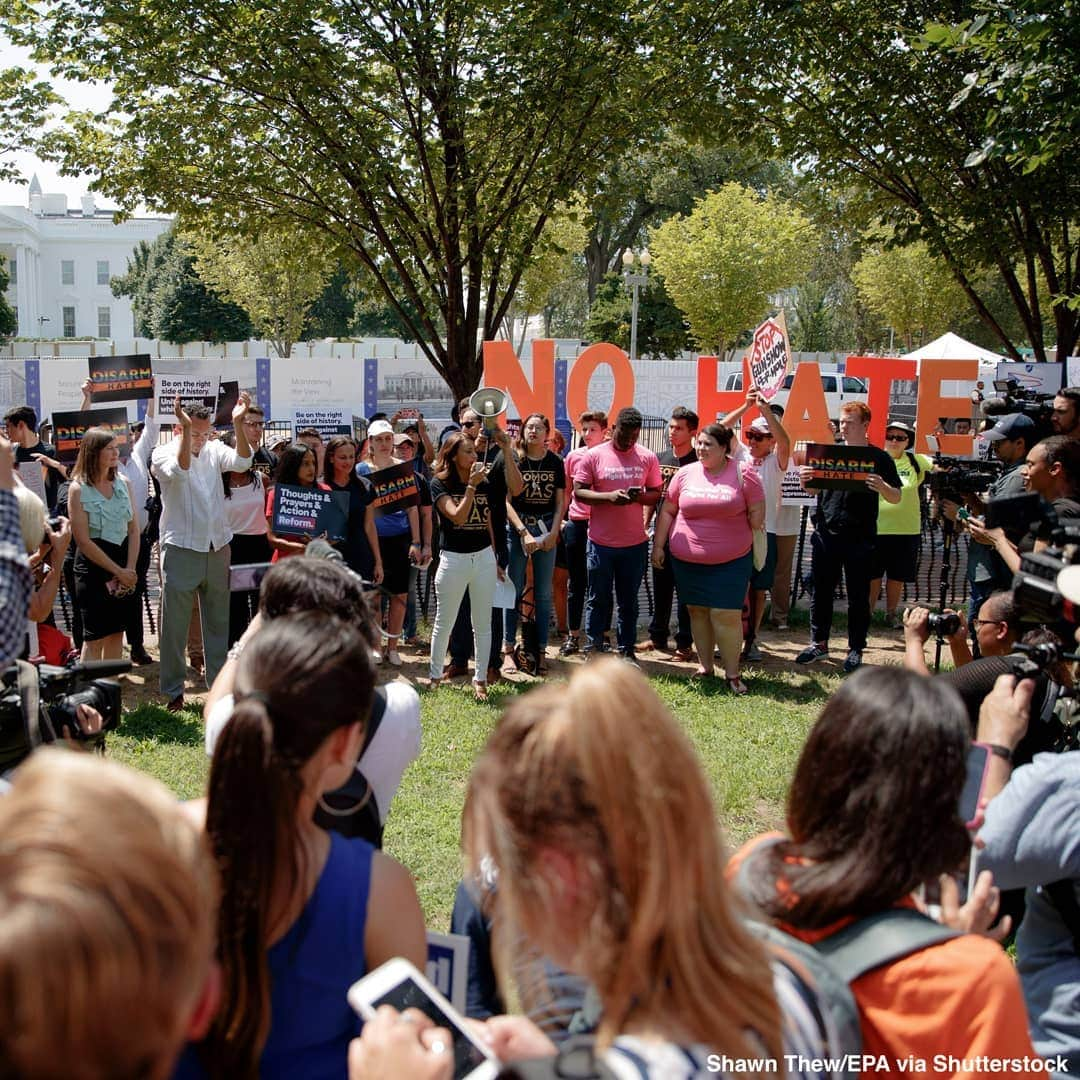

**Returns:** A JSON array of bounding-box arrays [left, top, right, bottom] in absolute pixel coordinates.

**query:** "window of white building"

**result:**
[[61, 260, 75, 286], [7, 259, 15, 286], [96, 260, 109, 286], [97, 306, 111, 338], [62, 306, 76, 337]]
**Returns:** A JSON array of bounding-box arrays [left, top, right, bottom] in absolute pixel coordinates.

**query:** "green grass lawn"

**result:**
[[109, 664, 838, 929]]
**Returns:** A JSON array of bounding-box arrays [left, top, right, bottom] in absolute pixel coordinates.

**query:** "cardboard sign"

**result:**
[[214, 381, 239, 427], [780, 461, 816, 507], [291, 407, 351, 442], [155, 374, 217, 415], [271, 483, 349, 541], [14, 460, 48, 507], [52, 408, 131, 464], [88, 354, 154, 403], [747, 314, 791, 401], [368, 460, 420, 514], [798, 442, 880, 491]]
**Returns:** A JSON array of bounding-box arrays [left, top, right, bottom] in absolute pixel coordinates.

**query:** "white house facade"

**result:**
[[0, 176, 171, 340]]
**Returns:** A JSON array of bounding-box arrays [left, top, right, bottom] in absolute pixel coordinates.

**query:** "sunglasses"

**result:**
[[885, 433, 908, 442], [746, 432, 773, 442]]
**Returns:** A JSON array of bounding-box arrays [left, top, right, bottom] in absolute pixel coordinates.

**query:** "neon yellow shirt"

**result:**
[[877, 451, 931, 536]]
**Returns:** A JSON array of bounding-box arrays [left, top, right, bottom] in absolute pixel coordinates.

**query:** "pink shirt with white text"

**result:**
[[666, 459, 763, 564], [577, 441, 661, 548]]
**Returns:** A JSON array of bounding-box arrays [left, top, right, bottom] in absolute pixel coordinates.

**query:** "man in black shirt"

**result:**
[[645, 406, 697, 658], [242, 404, 277, 479], [4, 405, 66, 511], [796, 401, 901, 672]]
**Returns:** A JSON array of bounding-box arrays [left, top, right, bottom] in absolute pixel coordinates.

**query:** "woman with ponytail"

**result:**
[[175, 610, 426, 1080]]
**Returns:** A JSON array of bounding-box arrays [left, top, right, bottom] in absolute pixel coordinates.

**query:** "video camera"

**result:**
[[983, 378, 1055, 424], [985, 493, 1080, 626], [0, 659, 129, 774], [925, 455, 1004, 502]]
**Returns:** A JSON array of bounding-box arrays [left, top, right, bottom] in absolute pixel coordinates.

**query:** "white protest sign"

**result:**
[[15, 461, 48, 508], [1068, 357, 1080, 389], [780, 461, 815, 507], [155, 374, 216, 414], [747, 313, 792, 401], [291, 407, 350, 441], [425, 931, 470, 1013]]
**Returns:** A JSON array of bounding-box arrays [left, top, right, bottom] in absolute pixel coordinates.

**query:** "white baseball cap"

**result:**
[[367, 419, 394, 438]]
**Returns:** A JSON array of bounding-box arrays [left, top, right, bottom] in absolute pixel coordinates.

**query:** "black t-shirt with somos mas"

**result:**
[[430, 473, 493, 554], [815, 444, 901, 538], [658, 447, 698, 494], [510, 450, 566, 520]]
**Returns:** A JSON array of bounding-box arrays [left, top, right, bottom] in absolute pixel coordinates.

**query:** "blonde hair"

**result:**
[[464, 659, 782, 1069], [13, 483, 46, 554], [0, 751, 218, 1079]]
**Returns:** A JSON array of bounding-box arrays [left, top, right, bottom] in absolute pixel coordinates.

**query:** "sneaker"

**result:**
[[387, 649, 403, 667], [742, 643, 764, 662], [618, 648, 640, 667], [601, 636, 613, 653], [775, 622, 790, 632], [560, 635, 580, 656], [371, 649, 382, 664], [165, 694, 186, 713], [795, 643, 829, 664], [129, 646, 154, 666], [843, 649, 863, 673]]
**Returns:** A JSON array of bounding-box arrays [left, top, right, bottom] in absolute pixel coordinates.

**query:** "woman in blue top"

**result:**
[[357, 420, 421, 667], [177, 610, 426, 1080], [67, 427, 140, 661]]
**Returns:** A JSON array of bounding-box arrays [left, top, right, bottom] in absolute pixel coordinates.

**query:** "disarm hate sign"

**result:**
[[88, 354, 154, 402]]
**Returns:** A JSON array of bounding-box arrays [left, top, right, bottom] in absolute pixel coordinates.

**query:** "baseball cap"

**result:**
[[748, 417, 772, 434], [1057, 565, 1080, 607], [393, 433, 415, 446], [367, 419, 394, 438], [983, 413, 1035, 442]]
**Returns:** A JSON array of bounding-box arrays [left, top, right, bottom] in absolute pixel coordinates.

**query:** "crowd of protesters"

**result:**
[[3, 378, 1080, 1078]]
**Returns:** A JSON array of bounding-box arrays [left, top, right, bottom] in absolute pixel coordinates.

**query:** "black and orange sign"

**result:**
[[369, 460, 420, 514], [800, 442, 879, 491], [88, 354, 154, 402], [53, 408, 131, 464]]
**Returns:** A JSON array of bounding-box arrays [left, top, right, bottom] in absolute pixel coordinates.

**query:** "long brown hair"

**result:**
[[71, 427, 119, 484], [751, 667, 970, 929], [202, 611, 376, 1079], [433, 430, 475, 481], [464, 659, 782, 1068], [323, 435, 357, 485]]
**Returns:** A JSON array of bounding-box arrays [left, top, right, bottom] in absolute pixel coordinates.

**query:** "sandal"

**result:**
[[693, 667, 715, 678], [727, 676, 749, 696], [473, 680, 488, 702], [501, 650, 519, 674]]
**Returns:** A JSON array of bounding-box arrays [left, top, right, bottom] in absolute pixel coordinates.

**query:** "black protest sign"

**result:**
[[800, 443, 880, 491], [368, 460, 420, 515], [214, 381, 239, 427], [53, 409, 131, 464], [271, 483, 349, 541], [88, 354, 154, 402]]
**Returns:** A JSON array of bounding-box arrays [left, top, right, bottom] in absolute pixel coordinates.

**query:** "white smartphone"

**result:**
[[347, 958, 499, 1079]]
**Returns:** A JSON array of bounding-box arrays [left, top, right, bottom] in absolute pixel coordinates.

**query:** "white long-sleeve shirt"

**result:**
[[151, 437, 251, 552]]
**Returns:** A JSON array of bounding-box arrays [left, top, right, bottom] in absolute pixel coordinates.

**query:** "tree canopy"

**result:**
[[585, 272, 691, 361], [713, 0, 1079, 364], [0, 67, 57, 183], [650, 183, 815, 358], [14, 0, 715, 397]]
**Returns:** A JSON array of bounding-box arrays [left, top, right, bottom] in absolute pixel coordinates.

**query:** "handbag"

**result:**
[[736, 462, 768, 571]]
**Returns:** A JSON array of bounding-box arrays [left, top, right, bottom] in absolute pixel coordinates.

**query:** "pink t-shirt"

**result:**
[[564, 446, 593, 522], [666, 459, 764, 565], [577, 441, 662, 548]]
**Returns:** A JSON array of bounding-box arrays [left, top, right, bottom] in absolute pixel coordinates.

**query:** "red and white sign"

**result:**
[[747, 314, 791, 401]]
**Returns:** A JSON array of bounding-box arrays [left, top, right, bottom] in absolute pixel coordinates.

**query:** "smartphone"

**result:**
[[229, 562, 272, 593], [959, 742, 992, 830], [347, 958, 498, 1080], [626, 486, 643, 499]]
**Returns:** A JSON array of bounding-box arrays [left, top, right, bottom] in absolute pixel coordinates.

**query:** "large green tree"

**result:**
[[0, 263, 16, 340], [14, 0, 712, 398], [713, 0, 1079, 364], [111, 229, 254, 342], [0, 67, 57, 182], [585, 271, 691, 361], [185, 223, 334, 358], [650, 183, 816, 358]]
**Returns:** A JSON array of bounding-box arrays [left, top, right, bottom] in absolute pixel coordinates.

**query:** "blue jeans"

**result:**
[[504, 521, 557, 650], [586, 540, 648, 652]]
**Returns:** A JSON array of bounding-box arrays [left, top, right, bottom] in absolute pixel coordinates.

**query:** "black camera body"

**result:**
[[927, 611, 962, 638], [926, 455, 1004, 502], [985, 378, 1055, 424], [0, 660, 129, 773]]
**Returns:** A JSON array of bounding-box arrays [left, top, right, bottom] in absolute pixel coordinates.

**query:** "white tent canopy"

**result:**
[[901, 332, 1006, 367]]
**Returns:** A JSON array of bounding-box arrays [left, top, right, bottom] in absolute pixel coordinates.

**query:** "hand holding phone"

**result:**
[[348, 959, 498, 1079]]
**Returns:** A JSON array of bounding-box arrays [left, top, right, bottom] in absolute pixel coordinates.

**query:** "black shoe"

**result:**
[[796, 643, 829, 664], [560, 635, 580, 656], [130, 646, 153, 665], [843, 649, 863, 673], [601, 636, 613, 653], [165, 694, 186, 713], [617, 648, 640, 668]]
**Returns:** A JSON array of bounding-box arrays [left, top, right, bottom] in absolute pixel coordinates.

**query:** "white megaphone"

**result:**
[[469, 387, 509, 431]]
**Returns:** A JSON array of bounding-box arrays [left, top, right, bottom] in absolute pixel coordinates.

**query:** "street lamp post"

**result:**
[[621, 248, 651, 363]]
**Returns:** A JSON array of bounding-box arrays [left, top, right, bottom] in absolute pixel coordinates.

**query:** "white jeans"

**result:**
[[429, 547, 498, 681]]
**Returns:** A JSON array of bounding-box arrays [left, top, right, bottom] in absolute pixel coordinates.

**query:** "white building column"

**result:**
[[15, 245, 38, 335]]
